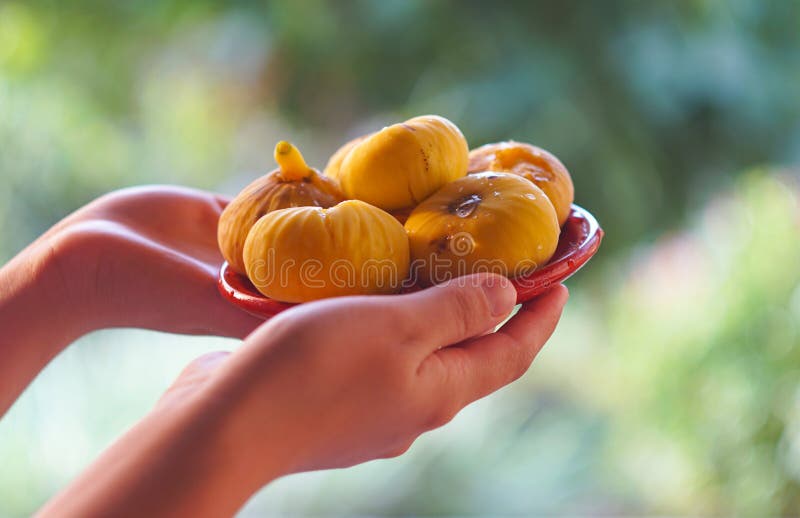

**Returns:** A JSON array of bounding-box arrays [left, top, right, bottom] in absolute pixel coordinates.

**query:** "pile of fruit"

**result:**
[[218, 115, 574, 303]]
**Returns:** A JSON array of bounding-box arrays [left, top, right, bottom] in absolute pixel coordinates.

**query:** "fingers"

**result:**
[[83, 187, 230, 247], [395, 273, 518, 353], [165, 259, 264, 339], [420, 284, 568, 411], [492, 284, 569, 361], [248, 273, 518, 355]]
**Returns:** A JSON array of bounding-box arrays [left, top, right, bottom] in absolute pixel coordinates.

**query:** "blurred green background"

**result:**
[[1, 0, 799, 516]]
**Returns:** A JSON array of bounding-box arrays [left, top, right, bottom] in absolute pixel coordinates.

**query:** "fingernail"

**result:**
[[481, 275, 516, 317]]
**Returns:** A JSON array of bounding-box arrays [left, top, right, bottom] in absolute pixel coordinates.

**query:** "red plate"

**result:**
[[218, 204, 603, 319]]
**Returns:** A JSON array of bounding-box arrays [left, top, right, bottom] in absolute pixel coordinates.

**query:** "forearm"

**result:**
[[0, 235, 92, 415], [37, 389, 278, 517]]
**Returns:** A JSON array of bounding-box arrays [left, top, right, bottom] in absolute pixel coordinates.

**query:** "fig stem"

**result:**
[[274, 141, 311, 181]]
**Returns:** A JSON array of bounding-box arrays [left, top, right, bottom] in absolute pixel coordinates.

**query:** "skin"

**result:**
[[0, 186, 262, 415], [0, 185, 568, 517]]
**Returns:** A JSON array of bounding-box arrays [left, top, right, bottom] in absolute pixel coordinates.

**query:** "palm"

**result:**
[[56, 186, 262, 338]]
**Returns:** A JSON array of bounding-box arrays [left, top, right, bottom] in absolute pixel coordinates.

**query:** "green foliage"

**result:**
[[598, 173, 800, 514]]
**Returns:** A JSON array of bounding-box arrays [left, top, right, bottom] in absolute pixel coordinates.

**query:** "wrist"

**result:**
[[0, 231, 95, 414], [36, 224, 105, 335], [167, 355, 309, 500], [188, 373, 296, 495], [143, 396, 265, 515]]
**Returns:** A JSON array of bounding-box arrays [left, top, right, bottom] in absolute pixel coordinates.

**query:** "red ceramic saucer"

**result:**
[[218, 204, 603, 319]]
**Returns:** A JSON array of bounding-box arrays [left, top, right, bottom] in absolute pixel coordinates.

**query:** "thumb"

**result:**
[[245, 273, 517, 356], [397, 273, 518, 353]]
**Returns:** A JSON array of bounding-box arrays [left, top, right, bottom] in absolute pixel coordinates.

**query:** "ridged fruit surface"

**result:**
[[468, 141, 574, 225], [324, 134, 368, 181], [331, 115, 469, 211], [243, 200, 410, 302], [405, 172, 559, 286], [218, 141, 344, 273]]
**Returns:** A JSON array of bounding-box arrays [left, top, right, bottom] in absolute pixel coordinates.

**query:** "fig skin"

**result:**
[[325, 134, 417, 224], [468, 141, 574, 226], [404, 172, 560, 287], [324, 134, 368, 181], [243, 200, 410, 303], [218, 141, 344, 274], [329, 115, 469, 212]]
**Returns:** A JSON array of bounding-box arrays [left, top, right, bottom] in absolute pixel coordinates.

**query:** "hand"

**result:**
[[0, 185, 261, 416], [49, 185, 262, 337], [200, 276, 567, 473], [41, 275, 568, 517]]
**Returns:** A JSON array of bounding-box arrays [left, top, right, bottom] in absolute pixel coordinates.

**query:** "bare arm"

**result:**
[[0, 234, 91, 414], [0, 186, 262, 416], [39, 276, 568, 517]]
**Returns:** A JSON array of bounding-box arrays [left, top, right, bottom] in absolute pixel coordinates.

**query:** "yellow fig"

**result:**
[[468, 141, 574, 225], [330, 115, 469, 211], [405, 172, 559, 286], [243, 200, 410, 303], [218, 141, 345, 274], [324, 134, 368, 181]]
